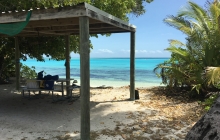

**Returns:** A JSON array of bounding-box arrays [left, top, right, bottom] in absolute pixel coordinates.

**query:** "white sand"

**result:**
[[70, 79, 163, 88], [0, 83, 203, 140]]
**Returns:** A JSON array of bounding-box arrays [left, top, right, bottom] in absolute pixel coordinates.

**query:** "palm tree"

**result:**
[[154, 0, 220, 93]]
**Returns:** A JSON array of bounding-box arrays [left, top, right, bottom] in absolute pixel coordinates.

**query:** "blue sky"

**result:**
[[71, 0, 207, 58]]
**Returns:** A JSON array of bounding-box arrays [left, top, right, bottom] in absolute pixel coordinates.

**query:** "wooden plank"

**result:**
[[65, 35, 70, 96], [24, 25, 79, 31], [22, 25, 123, 34], [26, 18, 101, 28], [25, 23, 114, 31], [21, 30, 66, 36], [80, 16, 90, 140], [130, 32, 135, 100], [26, 18, 79, 27], [0, 3, 136, 37], [15, 37, 20, 90], [12, 27, 127, 37], [0, 6, 87, 23], [85, 3, 136, 28], [22, 88, 61, 92], [87, 9, 136, 32], [0, 3, 135, 32], [23, 23, 119, 34]]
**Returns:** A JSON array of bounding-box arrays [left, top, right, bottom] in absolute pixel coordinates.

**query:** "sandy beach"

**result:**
[[0, 82, 205, 140]]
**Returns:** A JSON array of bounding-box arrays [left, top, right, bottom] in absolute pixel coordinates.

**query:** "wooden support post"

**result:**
[[15, 37, 20, 90], [79, 16, 90, 140], [130, 32, 135, 101], [65, 35, 70, 96]]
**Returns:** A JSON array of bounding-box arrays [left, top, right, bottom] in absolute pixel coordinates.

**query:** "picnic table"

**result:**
[[21, 78, 76, 101]]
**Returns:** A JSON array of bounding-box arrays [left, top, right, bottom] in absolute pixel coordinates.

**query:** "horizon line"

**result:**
[[23, 57, 171, 61]]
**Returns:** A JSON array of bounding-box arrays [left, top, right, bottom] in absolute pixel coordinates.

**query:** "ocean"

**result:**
[[21, 58, 169, 87]]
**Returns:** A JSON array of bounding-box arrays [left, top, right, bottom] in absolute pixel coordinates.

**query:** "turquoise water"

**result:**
[[21, 58, 169, 87]]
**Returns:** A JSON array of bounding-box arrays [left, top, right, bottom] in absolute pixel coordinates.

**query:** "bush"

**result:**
[[20, 64, 37, 79], [202, 94, 219, 111]]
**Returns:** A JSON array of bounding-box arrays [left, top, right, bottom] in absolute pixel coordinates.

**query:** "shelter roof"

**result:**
[[0, 3, 136, 37]]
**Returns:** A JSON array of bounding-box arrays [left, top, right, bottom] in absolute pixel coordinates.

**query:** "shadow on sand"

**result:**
[[0, 83, 204, 140]]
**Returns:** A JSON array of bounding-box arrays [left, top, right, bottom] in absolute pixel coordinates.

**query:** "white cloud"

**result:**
[[120, 49, 164, 54], [149, 51, 156, 54], [156, 50, 162, 53], [121, 49, 130, 53], [98, 49, 114, 53], [136, 50, 148, 53]]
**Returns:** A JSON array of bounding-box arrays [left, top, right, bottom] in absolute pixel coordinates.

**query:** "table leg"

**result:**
[[22, 89, 24, 97], [52, 91, 54, 101], [61, 82, 64, 97], [28, 90, 30, 99]]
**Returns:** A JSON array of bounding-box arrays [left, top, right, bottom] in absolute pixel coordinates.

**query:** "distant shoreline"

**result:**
[[87, 57, 171, 59], [22, 58, 165, 87], [30, 57, 171, 60], [67, 79, 163, 88]]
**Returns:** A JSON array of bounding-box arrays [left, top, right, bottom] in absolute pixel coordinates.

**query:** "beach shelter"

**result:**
[[0, 3, 136, 139]]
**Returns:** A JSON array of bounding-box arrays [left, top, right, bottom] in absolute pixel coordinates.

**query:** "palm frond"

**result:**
[[205, 67, 220, 86], [164, 16, 192, 35], [209, 1, 220, 26], [178, 5, 198, 19], [189, 2, 211, 36], [190, 20, 202, 30], [165, 46, 188, 58], [168, 39, 185, 47], [191, 84, 202, 94], [188, 2, 208, 20], [154, 64, 188, 79], [179, 1, 211, 37]]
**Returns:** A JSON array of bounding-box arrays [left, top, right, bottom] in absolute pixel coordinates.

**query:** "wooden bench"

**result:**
[[21, 86, 80, 101], [21, 87, 62, 100], [21, 79, 80, 101]]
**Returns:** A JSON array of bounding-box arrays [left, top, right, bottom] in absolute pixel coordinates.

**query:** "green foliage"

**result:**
[[0, 0, 152, 61], [19, 36, 81, 61], [20, 64, 37, 79], [154, 1, 220, 96], [206, 67, 220, 87], [0, 0, 89, 11], [0, 0, 152, 18], [154, 39, 203, 88], [202, 94, 219, 111], [0, 0, 154, 80], [0, 38, 16, 79]]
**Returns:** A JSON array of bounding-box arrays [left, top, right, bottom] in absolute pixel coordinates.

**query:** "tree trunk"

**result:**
[[0, 56, 6, 84]]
